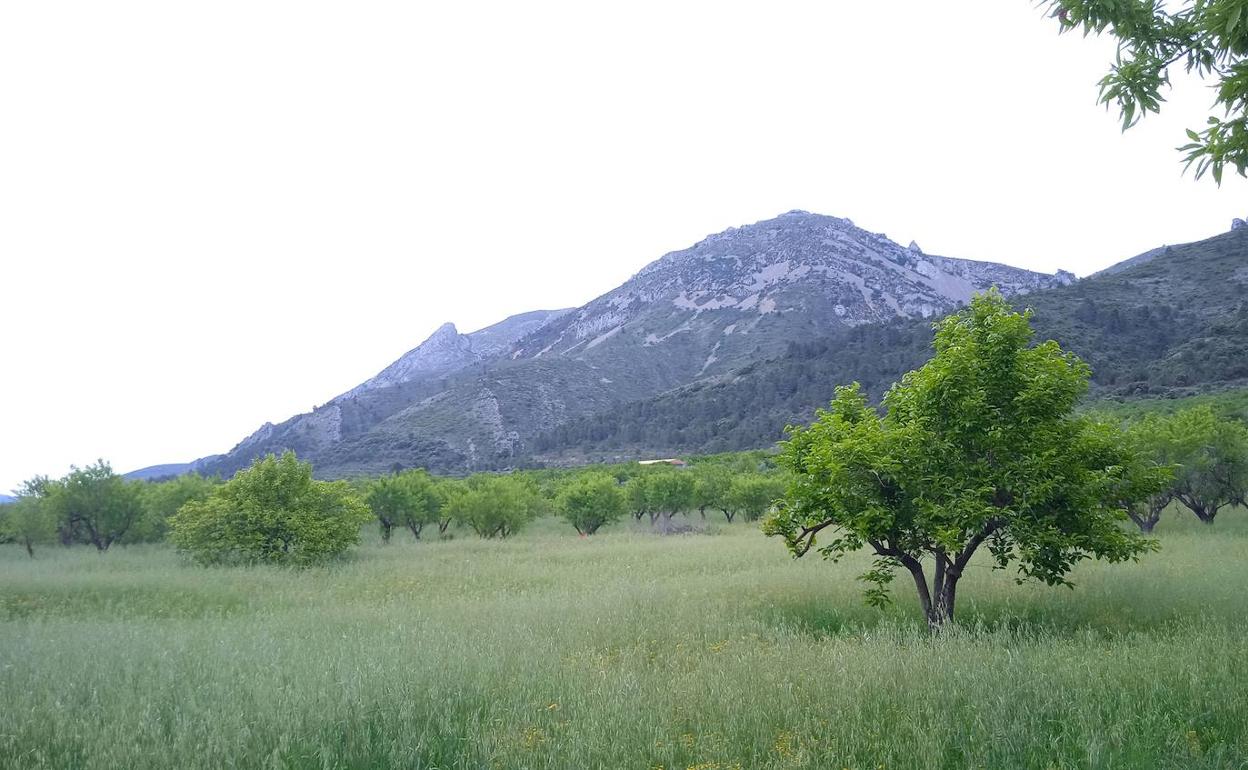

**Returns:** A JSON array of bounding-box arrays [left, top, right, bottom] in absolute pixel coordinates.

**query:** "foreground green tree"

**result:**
[[170, 452, 371, 565], [366, 469, 442, 541], [765, 292, 1162, 628], [556, 472, 627, 535], [48, 461, 146, 551], [3, 478, 57, 557], [1044, 0, 1248, 181]]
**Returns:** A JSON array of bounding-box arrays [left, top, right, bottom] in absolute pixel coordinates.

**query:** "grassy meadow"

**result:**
[[2, 512, 1247, 769]]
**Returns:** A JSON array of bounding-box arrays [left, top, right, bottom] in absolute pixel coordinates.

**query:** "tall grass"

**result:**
[[1, 511, 1246, 769]]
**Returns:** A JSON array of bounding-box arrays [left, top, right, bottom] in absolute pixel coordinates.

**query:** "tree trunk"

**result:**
[[1126, 508, 1159, 533], [23, 538, 34, 558], [1177, 493, 1219, 524], [1191, 503, 1217, 524], [933, 577, 957, 626], [406, 522, 423, 540], [900, 557, 934, 626], [722, 509, 735, 523], [379, 521, 393, 543], [439, 518, 451, 534]]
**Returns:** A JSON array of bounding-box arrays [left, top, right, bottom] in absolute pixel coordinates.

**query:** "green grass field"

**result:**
[[2, 511, 1247, 770]]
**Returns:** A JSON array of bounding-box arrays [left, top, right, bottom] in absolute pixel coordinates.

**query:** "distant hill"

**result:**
[[0, 494, 14, 505], [124, 456, 222, 481], [197, 211, 1069, 477], [529, 227, 1248, 461]]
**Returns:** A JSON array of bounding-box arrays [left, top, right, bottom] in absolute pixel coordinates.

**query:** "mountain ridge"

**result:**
[[530, 226, 1248, 462], [194, 211, 1077, 478]]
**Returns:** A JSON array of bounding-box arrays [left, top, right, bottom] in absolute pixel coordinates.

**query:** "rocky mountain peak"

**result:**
[[335, 309, 569, 401], [512, 211, 1073, 370]]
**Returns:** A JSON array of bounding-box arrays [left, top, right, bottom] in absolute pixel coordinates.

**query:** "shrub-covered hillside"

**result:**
[[530, 228, 1248, 460]]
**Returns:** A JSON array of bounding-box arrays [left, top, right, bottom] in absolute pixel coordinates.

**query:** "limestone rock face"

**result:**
[[339, 309, 570, 399], [512, 210, 1072, 367]]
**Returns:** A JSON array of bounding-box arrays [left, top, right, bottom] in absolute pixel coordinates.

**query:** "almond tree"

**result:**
[[556, 472, 626, 535], [48, 461, 145, 552], [765, 291, 1162, 628], [1164, 406, 1248, 523], [3, 477, 56, 557], [366, 469, 442, 541]]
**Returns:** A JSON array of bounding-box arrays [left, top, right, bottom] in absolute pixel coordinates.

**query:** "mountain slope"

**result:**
[[340, 309, 569, 399], [509, 210, 1070, 383], [530, 227, 1248, 461], [124, 457, 223, 481], [199, 211, 1071, 477]]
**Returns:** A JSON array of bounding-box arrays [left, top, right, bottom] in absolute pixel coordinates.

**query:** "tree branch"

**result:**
[[952, 519, 1004, 576]]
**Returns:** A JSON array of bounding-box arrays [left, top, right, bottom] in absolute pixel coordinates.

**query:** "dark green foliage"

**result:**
[[170, 452, 371, 566]]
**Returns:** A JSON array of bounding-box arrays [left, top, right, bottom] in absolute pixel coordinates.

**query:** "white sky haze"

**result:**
[[2, 1, 1246, 492]]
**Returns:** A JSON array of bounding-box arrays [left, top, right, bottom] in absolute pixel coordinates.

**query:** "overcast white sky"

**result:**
[[2, 1, 1246, 492]]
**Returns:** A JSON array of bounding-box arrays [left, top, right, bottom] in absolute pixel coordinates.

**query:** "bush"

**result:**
[[556, 472, 626, 534], [445, 474, 544, 539], [170, 452, 370, 566]]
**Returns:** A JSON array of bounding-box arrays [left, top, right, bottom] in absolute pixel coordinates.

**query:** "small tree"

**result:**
[[435, 478, 465, 534], [47, 461, 145, 551], [765, 292, 1162, 628], [556, 472, 626, 535], [170, 452, 371, 566], [1117, 414, 1181, 533], [366, 469, 442, 541], [626, 473, 654, 521], [127, 474, 218, 543], [728, 474, 786, 523], [646, 471, 695, 526], [3, 478, 57, 557], [1165, 407, 1248, 524], [693, 465, 734, 520], [446, 474, 544, 539]]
